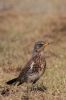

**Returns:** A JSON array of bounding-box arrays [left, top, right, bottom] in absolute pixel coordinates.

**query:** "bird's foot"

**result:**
[[31, 84, 38, 91], [31, 83, 47, 92], [36, 85, 47, 92]]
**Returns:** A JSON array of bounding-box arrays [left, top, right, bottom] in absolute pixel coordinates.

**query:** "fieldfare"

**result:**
[[6, 41, 48, 86]]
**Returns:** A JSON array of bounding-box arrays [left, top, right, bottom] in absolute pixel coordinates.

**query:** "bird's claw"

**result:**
[[31, 84, 47, 92]]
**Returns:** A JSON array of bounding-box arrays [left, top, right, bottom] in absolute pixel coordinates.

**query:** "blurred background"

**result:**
[[0, 0, 66, 14], [0, 0, 66, 100]]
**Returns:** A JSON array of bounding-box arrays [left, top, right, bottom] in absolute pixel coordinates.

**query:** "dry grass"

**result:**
[[0, 11, 66, 100]]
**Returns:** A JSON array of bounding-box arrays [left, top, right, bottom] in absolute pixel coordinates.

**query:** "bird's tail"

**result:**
[[6, 78, 18, 85]]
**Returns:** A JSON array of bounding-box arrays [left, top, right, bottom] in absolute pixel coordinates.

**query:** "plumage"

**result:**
[[6, 41, 48, 86]]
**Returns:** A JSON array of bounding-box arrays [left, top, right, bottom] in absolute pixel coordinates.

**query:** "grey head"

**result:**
[[33, 41, 48, 55]]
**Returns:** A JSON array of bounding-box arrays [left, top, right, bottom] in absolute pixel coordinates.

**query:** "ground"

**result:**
[[0, 10, 66, 100]]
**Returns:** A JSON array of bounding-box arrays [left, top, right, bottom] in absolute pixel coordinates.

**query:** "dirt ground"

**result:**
[[0, 10, 66, 100]]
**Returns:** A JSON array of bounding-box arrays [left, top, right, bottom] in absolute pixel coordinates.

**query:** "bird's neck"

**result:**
[[32, 51, 44, 57]]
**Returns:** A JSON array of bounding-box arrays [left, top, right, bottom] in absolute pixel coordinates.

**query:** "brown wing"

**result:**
[[18, 58, 33, 79]]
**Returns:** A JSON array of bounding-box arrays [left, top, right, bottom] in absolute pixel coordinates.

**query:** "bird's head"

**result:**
[[33, 41, 49, 55]]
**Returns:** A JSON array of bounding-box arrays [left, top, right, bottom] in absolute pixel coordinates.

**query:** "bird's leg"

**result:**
[[31, 82, 47, 92], [37, 82, 47, 92], [31, 83, 38, 91], [31, 79, 39, 91]]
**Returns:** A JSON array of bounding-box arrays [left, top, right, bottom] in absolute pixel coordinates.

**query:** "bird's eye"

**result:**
[[37, 44, 43, 48]]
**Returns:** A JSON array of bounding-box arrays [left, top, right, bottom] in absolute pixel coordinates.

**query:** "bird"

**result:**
[[6, 41, 48, 86]]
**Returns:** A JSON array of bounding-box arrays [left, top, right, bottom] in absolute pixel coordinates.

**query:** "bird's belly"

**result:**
[[27, 73, 39, 82], [27, 70, 44, 82]]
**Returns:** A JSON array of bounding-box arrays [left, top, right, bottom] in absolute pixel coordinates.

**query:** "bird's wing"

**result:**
[[18, 58, 33, 78], [18, 56, 39, 78]]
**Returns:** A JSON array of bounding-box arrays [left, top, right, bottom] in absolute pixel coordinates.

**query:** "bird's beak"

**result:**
[[44, 42, 49, 48]]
